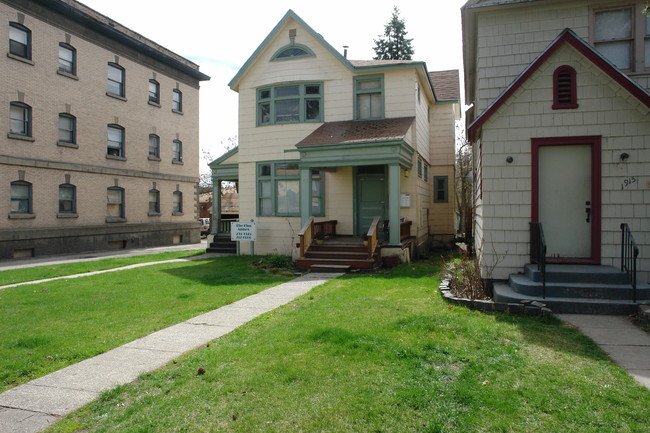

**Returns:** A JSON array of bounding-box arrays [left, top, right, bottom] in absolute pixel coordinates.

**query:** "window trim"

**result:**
[[58, 183, 77, 216], [256, 82, 323, 126], [172, 89, 183, 113], [310, 169, 325, 217], [270, 43, 316, 61], [58, 42, 76, 76], [58, 113, 77, 146], [148, 189, 160, 215], [10, 180, 33, 215], [9, 102, 32, 138], [434, 176, 449, 203], [148, 79, 160, 106], [148, 134, 160, 160], [354, 74, 385, 120], [9, 22, 31, 60], [590, 3, 650, 73], [172, 190, 183, 215], [106, 124, 125, 159], [257, 161, 315, 217], [107, 62, 125, 98], [172, 139, 183, 163], [106, 186, 125, 222]]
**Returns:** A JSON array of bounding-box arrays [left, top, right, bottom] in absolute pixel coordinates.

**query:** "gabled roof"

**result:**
[[228, 10, 438, 102], [468, 29, 650, 141], [428, 70, 460, 102], [296, 117, 415, 147], [209, 146, 238, 167]]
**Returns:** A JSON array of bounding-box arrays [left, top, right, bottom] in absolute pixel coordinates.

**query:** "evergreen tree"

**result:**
[[373, 7, 414, 60]]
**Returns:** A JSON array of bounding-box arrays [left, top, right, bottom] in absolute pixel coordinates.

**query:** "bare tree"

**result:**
[[455, 126, 473, 248]]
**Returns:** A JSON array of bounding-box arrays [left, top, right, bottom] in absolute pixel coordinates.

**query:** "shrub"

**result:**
[[447, 256, 490, 300]]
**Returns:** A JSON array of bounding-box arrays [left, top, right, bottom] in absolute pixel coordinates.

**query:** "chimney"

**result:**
[[343, 46, 349, 59]]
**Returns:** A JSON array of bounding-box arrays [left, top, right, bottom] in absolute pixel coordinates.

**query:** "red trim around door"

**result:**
[[531, 136, 601, 264]]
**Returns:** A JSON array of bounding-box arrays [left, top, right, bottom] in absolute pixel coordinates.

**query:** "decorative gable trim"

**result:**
[[468, 29, 650, 141], [271, 43, 315, 61], [209, 146, 239, 168]]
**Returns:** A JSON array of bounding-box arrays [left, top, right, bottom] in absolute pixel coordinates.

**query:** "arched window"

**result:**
[[58, 184, 76, 213], [9, 102, 32, 137], [58, 43, 76, 75], [552, 66, 578, 109], [148, 134, 160, 159], [172, 190, 183, 214], [271, 44, 315, 61], [58, 113, 76, 144], [10, 181, 32, 214], [107, 63, 125, 97], [172, 89, 182, 112], [149, 79, 160, 104], [148, 189, 160, 214]]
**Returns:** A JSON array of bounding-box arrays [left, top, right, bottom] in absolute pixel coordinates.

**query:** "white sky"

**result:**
[[79, 0, 467, 169]]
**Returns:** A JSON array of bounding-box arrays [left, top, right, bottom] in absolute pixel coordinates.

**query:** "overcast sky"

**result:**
[[80, 0, 467, 168]]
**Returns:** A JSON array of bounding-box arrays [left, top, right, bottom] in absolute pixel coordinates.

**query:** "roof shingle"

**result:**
[[296, 117, 415, 147], [429, 70, 460, 102]]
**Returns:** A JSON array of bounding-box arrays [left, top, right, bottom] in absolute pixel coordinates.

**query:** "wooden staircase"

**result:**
[[295, 240, 379, 272]]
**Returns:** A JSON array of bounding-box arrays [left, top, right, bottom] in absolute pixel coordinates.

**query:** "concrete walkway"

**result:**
[[557, 314, 650, 390], [0, 272, 342, 433]]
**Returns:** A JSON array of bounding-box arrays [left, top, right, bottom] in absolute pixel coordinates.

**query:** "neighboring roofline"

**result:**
[[209, 146, 239, 167], [29, 0, 210, 81], [428, 69, 461, 103], [228, 9, 439, 103], [467, 29, 650, 142]]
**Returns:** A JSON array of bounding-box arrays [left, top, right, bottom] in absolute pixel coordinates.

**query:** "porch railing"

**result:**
[[620, 223, 639, 303], [218, 218, 238, 234], [400, 220, 412, 241], [529, 222, 547, 299], [298, 216, 315, 259], [366, 216, 381, 260], [314, 220, 338, 238]]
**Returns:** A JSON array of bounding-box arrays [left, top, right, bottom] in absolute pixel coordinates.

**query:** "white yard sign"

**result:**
[[231, 221, 256, 242]]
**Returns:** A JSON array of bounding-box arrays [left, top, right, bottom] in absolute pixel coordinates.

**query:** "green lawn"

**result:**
[[0, 250, 203, 286], [0, 256, 293, 393], [48, 257, 650, 433]]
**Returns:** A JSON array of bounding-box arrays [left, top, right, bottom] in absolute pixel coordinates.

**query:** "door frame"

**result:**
[[353, 166, 387, 237], [531, 136, 601, 264]]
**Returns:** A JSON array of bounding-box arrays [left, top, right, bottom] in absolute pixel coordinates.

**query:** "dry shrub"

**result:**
[[447, 256, 491, 300]]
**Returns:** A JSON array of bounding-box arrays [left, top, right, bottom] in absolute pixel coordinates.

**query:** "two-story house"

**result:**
[[210, 10, 459, 270], [463, 0, 650, 311], [1, 0, 209, 260]]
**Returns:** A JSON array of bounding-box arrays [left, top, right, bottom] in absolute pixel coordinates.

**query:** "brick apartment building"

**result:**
[[1, 0, 210, 259]]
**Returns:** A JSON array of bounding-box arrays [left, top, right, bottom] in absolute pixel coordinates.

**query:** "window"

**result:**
[[424, 164, 429, 182], [9, 23, 31, 59], [257, 83, 322, 125], [417, 157, 423, 178], [9, 102, 31, 137], [172, 139, 182, 163], [148, 189, 160, 214], [172, 191, 183, 214], [271, 44, 315, 60], [593, 5, 650, 72], [434, 176, 448, 203], [257, 161, 301, 216], [149, 80, 160, 104], [148, 134, 160, 159], [107, 63, 125, 97], [552, 66, 578, 109], [172, 89, 182, 112], [58, 43, 76, 75], [311, 169, 325, 217], [10, 181, 32, 214], [58, 184, 76, 213], [355, 75, 383, 120], [58, 113, 76, 144], [107, 187, 124, 219], [107, 124, 125, 158]]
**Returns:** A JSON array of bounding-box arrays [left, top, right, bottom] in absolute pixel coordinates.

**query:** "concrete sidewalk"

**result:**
[[557, 314, 650, 390], [0, 272, 342, 433]]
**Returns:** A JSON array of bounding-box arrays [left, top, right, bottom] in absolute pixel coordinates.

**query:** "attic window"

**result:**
[[552, 65, 578, 109], [271, 43, 315, 61]]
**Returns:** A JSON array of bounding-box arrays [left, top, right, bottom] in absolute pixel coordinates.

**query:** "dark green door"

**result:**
[[356, 168, 386, 236]]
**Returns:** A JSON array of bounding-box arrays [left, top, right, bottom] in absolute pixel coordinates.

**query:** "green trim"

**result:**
[[387, 164, 401, 245], [211, 164, 238, 180], [298, 140, 414, 170], [310, 169, 325, 217], [256, 160, 301, 217], [271, 43, 315, 61], [209, 146, 238, 167], [257, 82, 323, 126], [354, 74, 384, 120]]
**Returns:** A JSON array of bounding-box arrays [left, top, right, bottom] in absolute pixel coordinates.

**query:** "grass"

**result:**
[[0, 256, 293, 393], [47, 256, 650, 433], [0, 250, 204, 286]]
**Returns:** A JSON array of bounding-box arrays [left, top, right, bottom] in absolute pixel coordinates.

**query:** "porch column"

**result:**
[[299, 167, 311, 227], [211, 179, 221, 236], [388, 163, 401, 245]]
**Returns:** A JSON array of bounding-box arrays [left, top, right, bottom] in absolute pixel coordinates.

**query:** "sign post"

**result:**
[[231, 221, 256, 255]]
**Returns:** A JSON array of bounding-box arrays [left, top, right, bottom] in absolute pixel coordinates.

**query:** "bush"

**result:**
[[253, 254, 295, 274], [447, 256, 491, 300]]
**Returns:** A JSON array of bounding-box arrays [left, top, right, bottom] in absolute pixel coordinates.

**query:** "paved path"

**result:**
[[557, 314, 650, 390], [0, 272, 342, 433]]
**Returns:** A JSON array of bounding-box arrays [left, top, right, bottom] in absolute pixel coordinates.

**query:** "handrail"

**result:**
[[366, 216, 381, 260], [529, 222, 547, 299], [298, 216, 315, 259], [217, 218, 238, 234], [620, 223, 639, 303]]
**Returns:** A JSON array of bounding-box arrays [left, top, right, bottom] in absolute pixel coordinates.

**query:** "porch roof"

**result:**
[[296, 117, 415, 147]]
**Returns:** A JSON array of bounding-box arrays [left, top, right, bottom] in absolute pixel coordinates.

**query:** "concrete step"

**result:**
[[524, 264, 631, 284], [310, 264, 352, 273], [494, 282, 642, 315], [509, 274, 650, 300]]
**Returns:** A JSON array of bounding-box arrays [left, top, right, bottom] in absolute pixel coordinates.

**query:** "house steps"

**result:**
[[295, 242, 379, 272], [206, 237, 237, 254], [494, 264, 650, 315]]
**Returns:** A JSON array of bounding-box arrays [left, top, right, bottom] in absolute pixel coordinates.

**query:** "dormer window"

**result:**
[[552, 66, 578, 109], [271, 44, 315, 61]]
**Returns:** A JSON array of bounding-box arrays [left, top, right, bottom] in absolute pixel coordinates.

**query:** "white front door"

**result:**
[[538, 144, 591, 258]]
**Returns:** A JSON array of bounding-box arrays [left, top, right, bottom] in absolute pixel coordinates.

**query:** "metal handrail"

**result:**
[[620, 223, 639, 303], [529, 222, 547, 299]]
